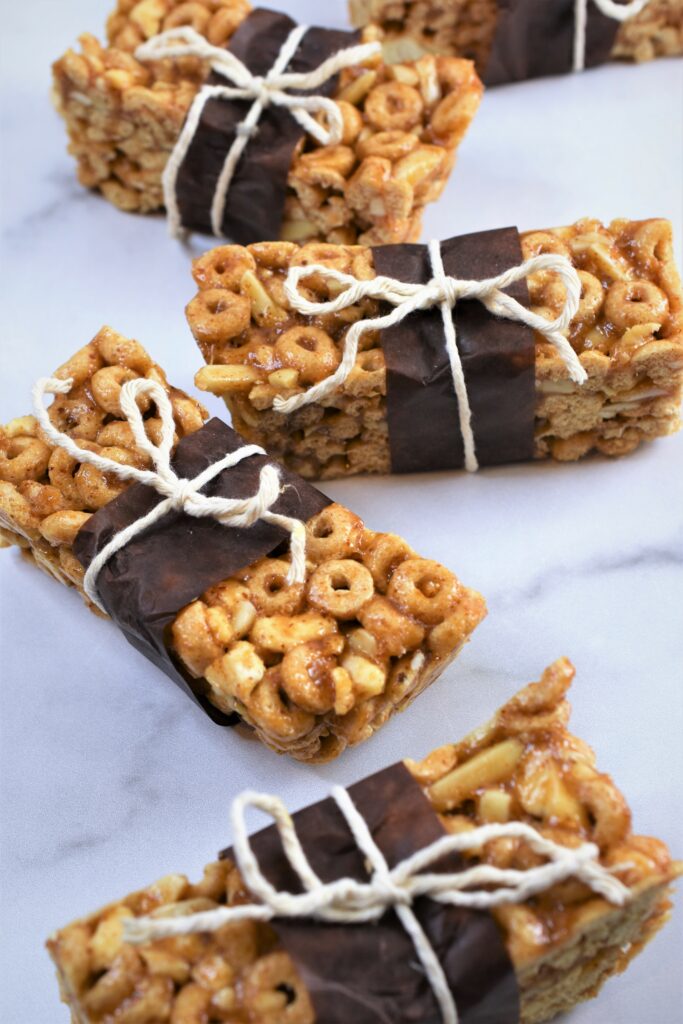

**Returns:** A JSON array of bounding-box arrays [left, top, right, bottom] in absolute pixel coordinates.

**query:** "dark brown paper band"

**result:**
[[374, 228, 535, 474], [73, 419, 330, 724], [175, 9, 359, 242], [219, 763, 519, 1024], [484, 0, 620, 85]]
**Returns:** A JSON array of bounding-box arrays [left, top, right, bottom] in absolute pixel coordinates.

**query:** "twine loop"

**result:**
[[32, 376, 307, 611]]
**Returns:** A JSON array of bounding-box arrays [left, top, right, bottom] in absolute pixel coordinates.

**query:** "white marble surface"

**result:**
[[1, 2, 682, 1020]]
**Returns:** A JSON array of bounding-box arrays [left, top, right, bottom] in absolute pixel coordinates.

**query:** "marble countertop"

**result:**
[[1, 2, 682, 1020]]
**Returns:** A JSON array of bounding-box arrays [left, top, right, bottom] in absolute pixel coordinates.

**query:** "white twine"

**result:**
[[135, 27, 381, 238], [123, 786, 630, 1024], [32, 376, 307, 611], [280, 242, 587, 472], [574, 0, 650, 71]]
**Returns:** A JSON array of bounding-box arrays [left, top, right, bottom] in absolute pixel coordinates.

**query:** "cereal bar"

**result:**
[[52, 0, 483, 245], [0, 327, 485, 761], [349, 0, 683, 73], [47, 659, 681, 1023], [189, 218, 683, 477]]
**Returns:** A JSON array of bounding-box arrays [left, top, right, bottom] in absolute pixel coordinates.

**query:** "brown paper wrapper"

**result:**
[[73, 418, 330, 724], [374, 227, 535, 474], [484, 0, 620, 85], [219, 763, 519, 1023], [175, 9, 359, 242]]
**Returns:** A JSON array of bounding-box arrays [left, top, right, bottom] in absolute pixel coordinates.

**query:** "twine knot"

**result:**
[[169, 476, 201, 511], [439, 277, 467, 305], [371, 873, 413, 907], [280, 240, 587, 472], [136, 26, 381, 238], [32, 376, 307, 611]]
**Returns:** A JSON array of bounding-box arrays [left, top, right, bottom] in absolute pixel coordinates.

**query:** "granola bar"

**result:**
[[52, 0, 483, 246], [0, 327, 485, 762], [47, 659, 681, 1023], [349, 0, 683, 71], [188, 218, 683, 477]]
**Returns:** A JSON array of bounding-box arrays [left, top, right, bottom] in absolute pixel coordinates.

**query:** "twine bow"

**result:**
[[123, 786, 630, 1024], [280, 242, 587, 472], [32, 376, 307, 611], [136, 26, 381, 238], [574, 0, 650, 70]]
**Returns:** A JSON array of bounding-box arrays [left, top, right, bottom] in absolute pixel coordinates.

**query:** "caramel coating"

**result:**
[[171, 501, 486, 760]]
